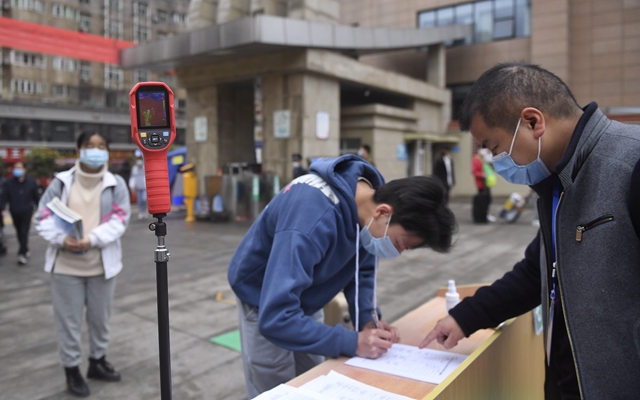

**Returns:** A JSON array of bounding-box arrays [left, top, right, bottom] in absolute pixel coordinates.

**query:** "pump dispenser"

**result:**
[[445, 280, 460, 314]]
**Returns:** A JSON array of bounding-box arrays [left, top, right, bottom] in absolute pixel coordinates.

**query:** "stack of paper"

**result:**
[[253, 371, 413, 400], [345, 344, 467, 384], [47, 197, 84, 240]]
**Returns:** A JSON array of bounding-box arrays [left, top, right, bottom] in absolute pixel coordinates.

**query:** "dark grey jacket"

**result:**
[[451, 106, 640, 399], [539, 108, 640, 398]]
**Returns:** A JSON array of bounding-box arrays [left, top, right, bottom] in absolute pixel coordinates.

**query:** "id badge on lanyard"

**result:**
[[546, 179, 561, 365]]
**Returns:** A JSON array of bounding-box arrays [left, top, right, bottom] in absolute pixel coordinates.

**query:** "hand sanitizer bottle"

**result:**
[[445, 280, 460, 314]]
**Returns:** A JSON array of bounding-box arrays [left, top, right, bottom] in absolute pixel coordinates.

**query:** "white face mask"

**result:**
[[491, 118, 551, 186], [360, 215, 401, 259]]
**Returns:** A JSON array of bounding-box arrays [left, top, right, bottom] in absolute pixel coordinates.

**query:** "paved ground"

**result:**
[[0, 197, 539, 400]]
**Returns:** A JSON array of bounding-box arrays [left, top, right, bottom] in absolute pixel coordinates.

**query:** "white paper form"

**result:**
[[300, 370, 413, 400], [345, 343, 467, 384], [252, 384, 297, 400]]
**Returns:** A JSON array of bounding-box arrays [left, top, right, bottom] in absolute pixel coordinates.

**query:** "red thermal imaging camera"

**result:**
[[129, 82, 176, 215]]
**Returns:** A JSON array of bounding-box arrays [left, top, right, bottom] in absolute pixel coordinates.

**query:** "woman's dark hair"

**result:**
[[373, 175, 457, 253], [76, 131, 110, 150]]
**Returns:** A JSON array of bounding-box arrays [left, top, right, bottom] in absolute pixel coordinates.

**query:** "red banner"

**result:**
[[0, 17, 135, 64]]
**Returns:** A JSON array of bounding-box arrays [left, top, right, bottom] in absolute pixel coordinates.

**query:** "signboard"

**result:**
[[194, 116, 207, 142], [316, 112, 329, 140], [273, 110, 291, 139], [397, 144, 408, 161]]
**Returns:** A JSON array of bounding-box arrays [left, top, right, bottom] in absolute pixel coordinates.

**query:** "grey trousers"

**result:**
[[51, 274, 116, 368], [236, 299, 325, 399]]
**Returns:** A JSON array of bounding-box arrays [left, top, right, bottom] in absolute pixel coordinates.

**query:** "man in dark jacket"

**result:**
[[0, 162, 40, 265], [432, 146, 455, 204], [420, 62, 640, 399]]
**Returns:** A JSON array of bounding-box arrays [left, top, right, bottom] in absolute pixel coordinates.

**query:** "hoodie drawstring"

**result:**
[[355, 223, 360, 332], [354, 222, 379, 333]]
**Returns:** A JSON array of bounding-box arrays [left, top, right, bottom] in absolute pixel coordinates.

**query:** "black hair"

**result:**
[[361, 144, 371, 154], [76, 131, 110, 150], [373, 175, 456, 253], [459, 61, 582, 133]]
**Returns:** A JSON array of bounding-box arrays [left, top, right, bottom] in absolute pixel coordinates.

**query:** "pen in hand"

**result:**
[[370, 309, 380, 329]]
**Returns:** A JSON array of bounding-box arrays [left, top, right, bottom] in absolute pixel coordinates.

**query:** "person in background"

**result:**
[[432, 146, 455, 204], [471, 148, 497, 222], [357, 144, 375, 166], [0, 164, 7, 256], [0, 161, 40, 265], [292, 153, 308, 179], [420, 62, 640, 399], [129, 149, 147, 220], [35, 131, 130, 398], [228, 155, 456, 398]]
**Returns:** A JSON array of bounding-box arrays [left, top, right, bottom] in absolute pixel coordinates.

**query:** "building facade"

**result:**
[[0, 0, 189, 172], [341, 0, 640, 196]]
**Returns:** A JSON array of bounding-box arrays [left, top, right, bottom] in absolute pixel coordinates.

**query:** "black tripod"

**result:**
[[149, 214, 172, 399]]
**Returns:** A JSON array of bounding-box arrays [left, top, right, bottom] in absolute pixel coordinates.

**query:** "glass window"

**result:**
[[80, 62, 91, 82], [494, 0, 514, 19], [50, 121, 75, 142], [515, 0, 531, 37], [156, 9, 167, 23], [436, 7, 454, 26], [107, 125, 130, 143], [79, 13, 91, 32], [493, 19, 514, 39], [455, 3, 474, 45], [474, 0, 493, 43]]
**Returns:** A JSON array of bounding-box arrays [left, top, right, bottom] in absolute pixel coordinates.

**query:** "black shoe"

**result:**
[[87, 356, 121, 382], [65, 366, 90, 397]]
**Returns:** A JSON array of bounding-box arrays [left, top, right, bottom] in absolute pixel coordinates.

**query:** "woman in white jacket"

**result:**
[[35, 131, 130, 398]]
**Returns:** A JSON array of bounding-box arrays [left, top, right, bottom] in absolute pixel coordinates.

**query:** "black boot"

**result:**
[[65, 366, 90, 397], [87, 356, 121, 382]]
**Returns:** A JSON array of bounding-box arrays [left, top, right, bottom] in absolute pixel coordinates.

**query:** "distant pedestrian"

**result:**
[[0, 162, 40, 265], [432, 146, 455, 204], [357, 144, 375, 166], [0, 166, 7, 256], [129, 149, 147, 219], [292, 153, 308, 179], [35, 131, 130, 397]]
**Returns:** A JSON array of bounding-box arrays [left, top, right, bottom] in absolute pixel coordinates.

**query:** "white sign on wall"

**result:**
[[194, 116, 208, 142], [273, 110, 291, 139], [316, 112, 329, 140]]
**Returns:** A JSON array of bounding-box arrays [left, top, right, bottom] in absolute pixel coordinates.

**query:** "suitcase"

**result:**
[[473, 192, 490, 223]]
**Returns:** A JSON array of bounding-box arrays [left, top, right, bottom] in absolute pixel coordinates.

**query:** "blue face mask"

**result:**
[[13, 168, 24, 178], [492, 118, 551, 186], [80, 148, 109, 170], [360, 215, 401, 259]]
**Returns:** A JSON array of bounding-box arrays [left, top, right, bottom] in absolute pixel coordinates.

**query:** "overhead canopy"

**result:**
[[120, 14, 472, 71], [404, 132, 460, 143]]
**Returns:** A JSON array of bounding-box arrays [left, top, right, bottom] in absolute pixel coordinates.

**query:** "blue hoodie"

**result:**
[[228, 155, 384, 358]]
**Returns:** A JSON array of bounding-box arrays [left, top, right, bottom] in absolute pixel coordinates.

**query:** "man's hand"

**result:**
[[419, 315, 465, 350], [356, 326, 393, 359], [361, 320, 401, 343]]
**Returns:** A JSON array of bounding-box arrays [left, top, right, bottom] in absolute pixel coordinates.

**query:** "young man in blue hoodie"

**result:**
[[228, 154, 456, 398]]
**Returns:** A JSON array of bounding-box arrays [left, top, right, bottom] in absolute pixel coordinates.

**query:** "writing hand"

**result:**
[[356, 327, 393, 359], [376, 320, 400, 343], [419, 315, 465, 350]]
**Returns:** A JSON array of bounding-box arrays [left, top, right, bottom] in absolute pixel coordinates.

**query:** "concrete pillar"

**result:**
[[426, 44, 446, 88], [217, 0, 251, 23], [261, 73, 339, 182], [187, 0, 218, 29], [186, 85, 219, 197]]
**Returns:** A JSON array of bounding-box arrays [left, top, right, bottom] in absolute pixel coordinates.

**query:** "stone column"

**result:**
[[186, 85, 219, 197]]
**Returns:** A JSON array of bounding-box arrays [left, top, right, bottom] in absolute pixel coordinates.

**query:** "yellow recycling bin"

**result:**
[[181, 163, 197, 222]]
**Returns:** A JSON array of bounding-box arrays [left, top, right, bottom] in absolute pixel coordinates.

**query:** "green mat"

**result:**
[[210, 329, 241, 352]]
